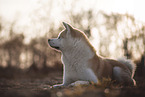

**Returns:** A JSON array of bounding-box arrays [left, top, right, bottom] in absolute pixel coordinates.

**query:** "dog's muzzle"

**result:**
[[48, 39, 60, 50]]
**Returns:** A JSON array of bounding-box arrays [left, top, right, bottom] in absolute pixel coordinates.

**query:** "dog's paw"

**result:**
[[70, 81, 90, 86], [50, 84, 64, 88]]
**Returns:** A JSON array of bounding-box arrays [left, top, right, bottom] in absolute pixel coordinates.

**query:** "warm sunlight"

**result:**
[[0, 1, 144, 97]]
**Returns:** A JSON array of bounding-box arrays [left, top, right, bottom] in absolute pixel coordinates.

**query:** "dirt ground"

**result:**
[[0, 71, 145, 97]]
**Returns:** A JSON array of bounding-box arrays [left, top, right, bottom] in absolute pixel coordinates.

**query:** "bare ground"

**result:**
[[0, 71, 145, 97]]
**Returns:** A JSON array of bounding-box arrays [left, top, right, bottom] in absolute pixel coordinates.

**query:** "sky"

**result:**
[[0, 0, 145, 22]]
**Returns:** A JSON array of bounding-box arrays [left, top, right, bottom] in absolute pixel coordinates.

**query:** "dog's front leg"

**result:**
[[52, 73, 74, 88]]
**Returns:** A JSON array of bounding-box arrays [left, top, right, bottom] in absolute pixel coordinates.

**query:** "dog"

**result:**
[[48, 22, 136, 87]]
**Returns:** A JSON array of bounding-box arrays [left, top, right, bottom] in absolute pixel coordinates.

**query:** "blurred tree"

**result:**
[[123, 38, 132, 59], [95, 12, 144, 59], [2, 34, 24, 67]]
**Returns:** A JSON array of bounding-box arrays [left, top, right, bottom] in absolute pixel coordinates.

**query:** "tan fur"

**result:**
[[89, 55, 131, 80], [59, 30, 67, 38], [70, 26, 96, 53]]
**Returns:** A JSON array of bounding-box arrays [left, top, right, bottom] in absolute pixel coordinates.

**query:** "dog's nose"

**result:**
[[48, 39, 51, 42]]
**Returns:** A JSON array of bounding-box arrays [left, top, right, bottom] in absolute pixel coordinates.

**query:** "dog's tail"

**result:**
[[117, 58, 136, 77]]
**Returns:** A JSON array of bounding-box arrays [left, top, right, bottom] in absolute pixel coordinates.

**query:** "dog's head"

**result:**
[[48, 22, 89, 52]]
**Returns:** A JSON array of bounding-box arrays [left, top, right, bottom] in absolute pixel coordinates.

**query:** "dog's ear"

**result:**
[[62, 22, 73, 33]]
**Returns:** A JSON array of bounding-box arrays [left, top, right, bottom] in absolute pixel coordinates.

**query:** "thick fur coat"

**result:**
[[48, 22, 136, 87]]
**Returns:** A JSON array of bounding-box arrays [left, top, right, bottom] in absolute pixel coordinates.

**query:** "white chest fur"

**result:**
[[61, 50, 98, 85]]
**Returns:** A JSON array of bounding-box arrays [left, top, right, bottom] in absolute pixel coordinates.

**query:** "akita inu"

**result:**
[[48, 22, 136, 87]]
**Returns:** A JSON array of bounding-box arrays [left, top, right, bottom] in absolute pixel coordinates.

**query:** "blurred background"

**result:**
[[0, 0, 144, 79]]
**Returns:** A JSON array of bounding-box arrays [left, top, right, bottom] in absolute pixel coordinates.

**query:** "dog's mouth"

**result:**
[[51, 46, 60, 50]]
